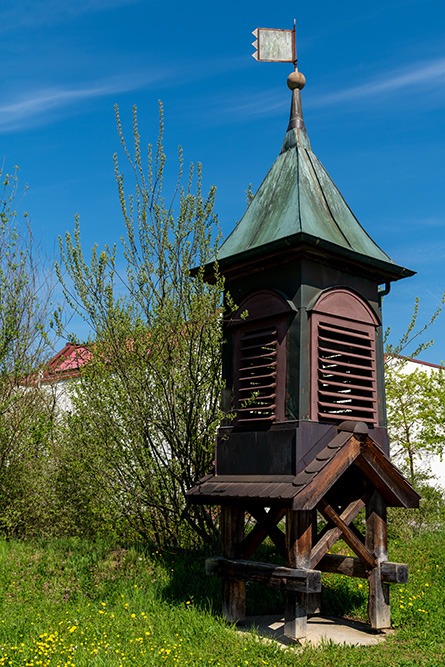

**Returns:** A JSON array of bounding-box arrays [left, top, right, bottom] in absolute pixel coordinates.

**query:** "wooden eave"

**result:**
[[186, 429, 420, 509], [200, 233, 415, 285]]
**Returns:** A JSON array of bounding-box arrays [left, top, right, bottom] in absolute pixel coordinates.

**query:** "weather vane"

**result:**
[[252, 20, 297, 65], [252, 20, 306, 92]]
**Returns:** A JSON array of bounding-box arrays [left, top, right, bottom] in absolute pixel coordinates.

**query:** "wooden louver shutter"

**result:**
[[316, 319, 377, 425], [235, 325, 278, 423]]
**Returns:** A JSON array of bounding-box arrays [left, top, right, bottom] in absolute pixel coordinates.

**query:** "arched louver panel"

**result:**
[[310, 289, 379, 426], [230, 290, 292, 426], [316, 318, 377, 423], [236, 324, 279, 422]]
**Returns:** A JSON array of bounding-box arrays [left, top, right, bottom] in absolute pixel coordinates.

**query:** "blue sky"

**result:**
[[1, 0, 445, 362]]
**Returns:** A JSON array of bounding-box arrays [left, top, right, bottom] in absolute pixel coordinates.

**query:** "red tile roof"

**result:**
[[42, 342, 92, 382]]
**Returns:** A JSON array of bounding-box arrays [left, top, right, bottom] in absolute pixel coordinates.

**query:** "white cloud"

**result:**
[[0, 73, 162, 132], [1, 86, 110, 115], [0, 0, 140, 32], [306, 58, 445, 109], [390, 239, 445, 268], [219, 57, 445, 123]]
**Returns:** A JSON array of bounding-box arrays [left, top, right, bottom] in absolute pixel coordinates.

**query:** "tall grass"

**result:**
[[0, 531, 443, 666]]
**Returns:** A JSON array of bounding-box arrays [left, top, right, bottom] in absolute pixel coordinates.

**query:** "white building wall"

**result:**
[[387, 357, 445, 488]]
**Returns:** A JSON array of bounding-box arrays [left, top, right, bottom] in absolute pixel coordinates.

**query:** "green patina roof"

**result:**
[[216, 89, 413, 281]]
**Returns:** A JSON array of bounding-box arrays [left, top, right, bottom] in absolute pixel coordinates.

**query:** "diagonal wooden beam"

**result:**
[[311, 509, 318, 545], [310, 498, 365, 569], [326, 496, 367, 545], [317, 498, 376, 570], [239, 506, 286, 559], [292, 436, 361, 510], [356, 446, 419, 508]]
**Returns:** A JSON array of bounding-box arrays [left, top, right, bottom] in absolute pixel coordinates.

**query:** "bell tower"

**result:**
[[214, 41, 414, 474], [188, 25, 419, 641]]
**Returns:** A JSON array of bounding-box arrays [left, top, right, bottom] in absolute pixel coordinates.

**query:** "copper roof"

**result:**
[[213, 88, 414, 283]]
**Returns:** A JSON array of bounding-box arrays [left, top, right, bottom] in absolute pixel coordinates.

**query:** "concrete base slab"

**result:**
[[236, 614, 389, 647]]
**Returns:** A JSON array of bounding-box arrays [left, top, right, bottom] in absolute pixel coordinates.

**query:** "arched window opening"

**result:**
[[229, 290, 292, 426], [310, 289, 379, 426]]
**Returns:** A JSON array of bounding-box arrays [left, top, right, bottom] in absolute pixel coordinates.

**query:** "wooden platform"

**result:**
[[236, 614, 389, 647]]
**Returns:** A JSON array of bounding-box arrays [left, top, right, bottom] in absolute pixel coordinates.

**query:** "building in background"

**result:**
[[387, 356, 445, 487]]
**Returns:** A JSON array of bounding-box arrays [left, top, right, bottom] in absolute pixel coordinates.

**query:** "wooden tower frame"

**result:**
[[187, 36, 419, 640], [189, 423, 419, 639]]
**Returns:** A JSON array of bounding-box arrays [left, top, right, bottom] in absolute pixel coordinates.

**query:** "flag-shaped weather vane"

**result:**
[[252, 20, 306, 92]]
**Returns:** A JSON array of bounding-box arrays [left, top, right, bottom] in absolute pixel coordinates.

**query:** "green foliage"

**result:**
[[384, 293, 445, 484], [0, 165, 58, 537], [56, 104, 228, 547], [245, 183, 254, 206], [384, 292, 445, 362], [388, 480, 445, 541], [385, 360, 445, 482]]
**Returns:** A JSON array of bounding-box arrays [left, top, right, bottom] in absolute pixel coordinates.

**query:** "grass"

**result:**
[[0, 530, 443, 666]]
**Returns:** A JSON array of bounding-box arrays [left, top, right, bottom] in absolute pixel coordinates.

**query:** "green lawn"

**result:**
[[0, 531, 443, 666]]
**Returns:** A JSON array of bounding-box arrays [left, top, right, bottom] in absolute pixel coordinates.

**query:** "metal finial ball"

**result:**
[[287, 71, 306, 90]]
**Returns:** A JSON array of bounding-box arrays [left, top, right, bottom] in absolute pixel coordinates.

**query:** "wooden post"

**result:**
[[284, 509, 312, 640], [308, 509, 320, 614], [366, 490, 390, 630], [221, 505, 245, 622]]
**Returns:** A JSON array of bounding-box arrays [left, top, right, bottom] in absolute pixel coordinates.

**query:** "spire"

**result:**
[[214, 65, 414, 283], [287, 87, 306, 131], [282, 64, 311, 151]]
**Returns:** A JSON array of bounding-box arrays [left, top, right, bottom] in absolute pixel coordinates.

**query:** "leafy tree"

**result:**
[[384, 293, 445, 483], [385, 358, 445, 483], [382, 299, 445, 537], [384, 293, 445, 363], [56, 104, 227, 546], [0, 165, 58, 536]]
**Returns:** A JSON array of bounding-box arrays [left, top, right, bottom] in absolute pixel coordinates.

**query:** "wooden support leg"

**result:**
[[366, 491, 390, 630], [284, 510, 312, 640], [308, 509, 320, 614], [221, 506, 245, 622]]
